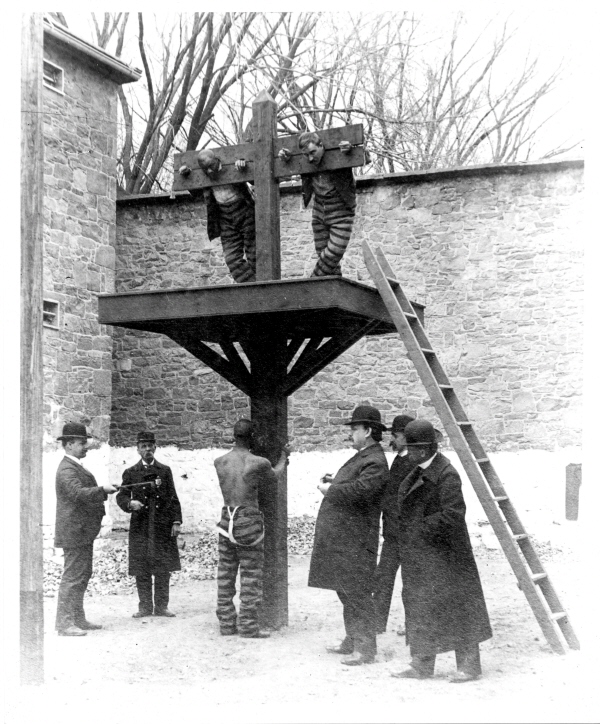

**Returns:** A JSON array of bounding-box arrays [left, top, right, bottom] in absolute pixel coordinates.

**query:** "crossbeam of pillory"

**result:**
[[99, 91, 422, 628]]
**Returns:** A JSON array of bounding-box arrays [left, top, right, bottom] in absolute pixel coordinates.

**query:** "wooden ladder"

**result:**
[[363, 240, 579, 655]]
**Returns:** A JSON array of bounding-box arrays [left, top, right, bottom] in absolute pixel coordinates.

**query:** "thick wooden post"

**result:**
[[20, 13, 45, 685], [252, 90, 280, 281], [247, 333, 288, 629]]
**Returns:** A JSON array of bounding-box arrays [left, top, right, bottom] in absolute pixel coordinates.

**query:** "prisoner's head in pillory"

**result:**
[[298, 131, 325, 166], [197, 149, 222, 178]]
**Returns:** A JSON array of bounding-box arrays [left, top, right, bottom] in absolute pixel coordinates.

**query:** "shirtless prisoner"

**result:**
[[214, 419, 288, 638]]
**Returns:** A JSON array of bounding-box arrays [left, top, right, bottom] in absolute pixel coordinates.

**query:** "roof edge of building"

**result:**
[[43, 19, 141, 85]]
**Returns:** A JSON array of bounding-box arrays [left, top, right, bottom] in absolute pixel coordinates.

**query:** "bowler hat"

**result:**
[[404, 420, 437, 447], [342, 405, 387, 431], [57, 422, 93, 441], [137, 431, 156, 443], [390, 414, 415, 435]]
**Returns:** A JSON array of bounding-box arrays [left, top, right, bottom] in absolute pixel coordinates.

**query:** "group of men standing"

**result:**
[[53, 404, 491, 683], [309, 405, 492, 682]]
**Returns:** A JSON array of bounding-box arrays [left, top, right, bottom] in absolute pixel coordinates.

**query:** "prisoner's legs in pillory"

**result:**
[[311, 196, 354, 277], [219, 198, 256, 283]]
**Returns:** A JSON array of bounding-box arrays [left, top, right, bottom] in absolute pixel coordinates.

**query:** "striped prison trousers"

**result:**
[[218, 197, 257, 283], [216, 508, 264, 636], [310, 193, 355, 277]]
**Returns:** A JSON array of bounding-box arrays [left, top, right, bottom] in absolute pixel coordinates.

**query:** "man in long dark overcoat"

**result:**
[[117, 431, 182, 618], [391, 420, 492, 683], [308, 405, 389, 666], [372, 414, 415, 635], [54, 422, 119, 636]]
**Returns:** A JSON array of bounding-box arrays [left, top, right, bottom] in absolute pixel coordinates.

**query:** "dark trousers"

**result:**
[[55, 544, 94, 631], [372, 536, 402, 634], [217, 535, 264, 635], [136, 570, 170, 613], [411, 644, 482, 677], [337, 584, 377, 658]]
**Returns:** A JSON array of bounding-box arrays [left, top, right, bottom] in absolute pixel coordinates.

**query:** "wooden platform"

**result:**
[[98, 276, 424, 343]]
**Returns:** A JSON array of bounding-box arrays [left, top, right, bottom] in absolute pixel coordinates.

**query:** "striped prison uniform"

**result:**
[[310, 175, 355, 277], [216, 506, 264, 636], [217, 196, 256, 284]]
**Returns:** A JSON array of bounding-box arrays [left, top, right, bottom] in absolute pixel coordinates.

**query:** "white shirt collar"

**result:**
[[399, 450, 408, 457], [64, 453, 89, 470], [419, 452, 437, 469], [141, 459, 155, 466]]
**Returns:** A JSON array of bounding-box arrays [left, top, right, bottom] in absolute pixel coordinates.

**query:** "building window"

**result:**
[[43, 60, 64, 94], [43, 299, 60, 329]]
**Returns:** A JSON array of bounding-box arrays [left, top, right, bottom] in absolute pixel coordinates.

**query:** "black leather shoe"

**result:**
[[132, 610, 153, 618], [239, 630, 271, 639], [449, 671, 480, 683], [390, 667, 431, 679], [326, 639, 354, 655], [220, 628, 238, 636], [58, 625, 87, 637], [154, 609, 176, 617], [74, 620, 102, 630], [341, 652, 375, 666]]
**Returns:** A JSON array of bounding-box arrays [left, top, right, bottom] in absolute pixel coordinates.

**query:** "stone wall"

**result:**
[[111, 160, 583, 453], [42, 39, 119, 445]]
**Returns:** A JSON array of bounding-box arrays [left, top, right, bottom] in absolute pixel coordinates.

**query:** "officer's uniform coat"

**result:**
[[117, 459, 182, 575]]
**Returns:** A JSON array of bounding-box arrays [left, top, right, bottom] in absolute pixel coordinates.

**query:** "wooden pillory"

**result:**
[[99, 90, 423, 628]]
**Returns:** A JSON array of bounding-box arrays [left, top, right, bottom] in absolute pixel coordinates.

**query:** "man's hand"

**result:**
[[234, 159, 247, 171], [278, 148, 292, 162], [102, 483, 119, 494], [129, 500, 144, 512], [171, 523, 181, 538], [317, 483, 331, 495], [339, 141, 352, 154]]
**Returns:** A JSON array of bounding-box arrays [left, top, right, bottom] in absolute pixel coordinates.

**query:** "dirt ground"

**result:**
[[4, 544, 598, 724]]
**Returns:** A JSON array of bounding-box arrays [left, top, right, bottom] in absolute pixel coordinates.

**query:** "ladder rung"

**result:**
[[385, 276, 399, 288], [439, 384, 452, 390], [513, 534, 529, 542], [405, 312, 417, 320], [551, 611, 567, 621], [493, 495, 508, 502], [476, 457, 489, 463], [421, 348, 435, 354], [457, 421, 472, 427], [531, 573, 547, 583]]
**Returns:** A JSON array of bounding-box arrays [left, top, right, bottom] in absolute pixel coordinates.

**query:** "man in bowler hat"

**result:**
[[308, 405, 390, 665], [391, 420, 492, 682], [372, 414, 415, 636], [117, 432, 182, 617], [54, 422, 119, 636]]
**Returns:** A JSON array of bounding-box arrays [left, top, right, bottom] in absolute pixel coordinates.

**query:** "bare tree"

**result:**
[[81, 11, 577, 192]]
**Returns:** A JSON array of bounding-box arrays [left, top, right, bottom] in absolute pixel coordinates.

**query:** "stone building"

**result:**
[[41, 21, 139, 446], [40, 20, 139, 541]]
